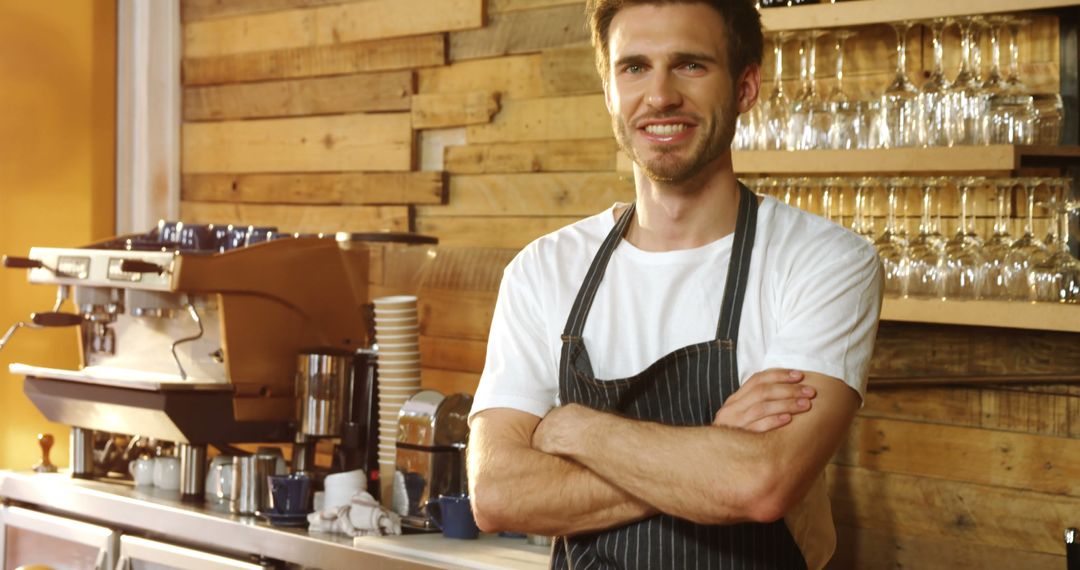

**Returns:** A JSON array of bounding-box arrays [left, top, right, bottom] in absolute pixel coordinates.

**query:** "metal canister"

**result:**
[[230, 455, 277, 515], [296, 350, 353, 437]]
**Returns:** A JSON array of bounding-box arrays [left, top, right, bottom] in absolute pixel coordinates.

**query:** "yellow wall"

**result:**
[[0, 0, 116, 470]]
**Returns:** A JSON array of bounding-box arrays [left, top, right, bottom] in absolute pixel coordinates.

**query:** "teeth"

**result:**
[[645, 124, 687, 136]]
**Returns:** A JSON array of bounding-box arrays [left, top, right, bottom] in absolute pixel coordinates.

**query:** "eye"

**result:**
[[684, 62, 704, 72], [625, 64, 644, 74]]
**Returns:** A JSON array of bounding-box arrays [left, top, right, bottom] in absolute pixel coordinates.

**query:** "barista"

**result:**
[[466, 1, 882, 568]]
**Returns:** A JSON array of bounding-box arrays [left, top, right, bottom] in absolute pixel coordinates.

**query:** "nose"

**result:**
[[645, 70, 682, 110]]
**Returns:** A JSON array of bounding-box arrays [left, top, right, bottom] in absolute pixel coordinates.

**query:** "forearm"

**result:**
[[470, 435, 656, 536], [573, 416, 776, 524]]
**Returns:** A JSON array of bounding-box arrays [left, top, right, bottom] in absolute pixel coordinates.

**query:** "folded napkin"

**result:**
[[307, 491, 402, 537]]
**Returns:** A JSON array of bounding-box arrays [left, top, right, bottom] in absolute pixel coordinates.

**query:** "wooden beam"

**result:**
[[417, 172, 632, 217], [836, 416, 1080, 497], [184, 0, 482, 58], [181, 113, 413, 173], [422, 368, 482, 395], [761, 0, 1080, 32], [183, 71, 414, 121], [179, 202, 410, 233], [449, 3, 589, 61], [415, 216, 579, 249], [182, 34, 445, 86], [416, 54, 545, 100], [181, 0, 349, 23], [466, 94, 611, 143], [541, 44, 602, 95], [416, 53, 544, 100], [411, 91, 501, 129], [827, 465, 1079, 556], [181, 172, 445, 205], [830, 524, 1064, 570], [420, 336, 487, 374], [444, 139, 617, 174], [489, 0, 583, 14], [417, 288, 497, 340]]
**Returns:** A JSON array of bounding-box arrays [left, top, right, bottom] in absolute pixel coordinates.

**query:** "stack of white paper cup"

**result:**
[[373, 295, 421, 498]]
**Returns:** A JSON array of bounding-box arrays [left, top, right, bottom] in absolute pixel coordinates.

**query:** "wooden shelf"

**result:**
[[732, 145, 1080, 175], [761, 0, 1080, 31], [881, 298, 1080, 332]]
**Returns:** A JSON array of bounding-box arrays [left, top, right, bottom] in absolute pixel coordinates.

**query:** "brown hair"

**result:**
[[586, 0, 763, 86]]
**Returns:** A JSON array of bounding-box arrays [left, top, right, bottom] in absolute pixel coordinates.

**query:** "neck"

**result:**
[[625, 151, 741, 251]]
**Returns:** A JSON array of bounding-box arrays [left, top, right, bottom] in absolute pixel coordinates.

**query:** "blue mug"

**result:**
[[268, 473, 312, 515], [425, 494, 479, 539]]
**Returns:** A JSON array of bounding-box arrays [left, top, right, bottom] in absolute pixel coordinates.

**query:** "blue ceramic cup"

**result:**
[[425, 494, 480, 539], [268, 473, 312, 515]]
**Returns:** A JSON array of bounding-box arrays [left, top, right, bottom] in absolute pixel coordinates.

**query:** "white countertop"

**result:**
[[353, 533, 550, 570]]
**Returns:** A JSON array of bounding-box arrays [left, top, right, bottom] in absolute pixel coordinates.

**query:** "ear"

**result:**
[[735, 63, 761, 115], [603, 78, 613, 115]]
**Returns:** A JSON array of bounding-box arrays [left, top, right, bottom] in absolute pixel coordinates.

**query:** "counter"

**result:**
[[0, 471, 549, 570]]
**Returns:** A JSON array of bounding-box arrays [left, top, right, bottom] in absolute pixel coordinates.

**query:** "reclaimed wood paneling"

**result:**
[[179, 202, 410, 233], [449, 4, 588, 61], [421, 368, 482, 395], [181, 0, 351, 22], [183, 71, 414, 121], [541, 44, 602, 95], [184, 0, 482, 57], [415, 216, 580, 248], [420, 335, 487, 373], [411, 91, 500, 129], [835, 416, 1080, 496], [466, 94, 610, 143], [182, 33, 445, 85], [182, 113, 413, 173], [417, 172, 632, 217], [417, 54, 545, 100], [827, 465, 1078, 556], [828, 524, 1063, 570], [444, 139, 617, 174], [182, 172, 445, 205], [417, 288, 497, 340], [489, 0, 583, 14]]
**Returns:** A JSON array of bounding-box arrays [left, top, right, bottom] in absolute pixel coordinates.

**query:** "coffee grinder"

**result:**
[[292, 348, 379, 496]]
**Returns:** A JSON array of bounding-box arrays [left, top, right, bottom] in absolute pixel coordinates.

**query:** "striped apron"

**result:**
[[550, 183, 808, 569]]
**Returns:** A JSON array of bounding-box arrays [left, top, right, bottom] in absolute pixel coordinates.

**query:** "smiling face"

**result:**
[[605, 3, 746, 185]]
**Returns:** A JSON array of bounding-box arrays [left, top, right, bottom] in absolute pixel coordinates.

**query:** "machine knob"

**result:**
[[33, 433, 57, 473], [119, 259, 165, 275], [2, 256, 44, 269], [30, 312, 84, 327]]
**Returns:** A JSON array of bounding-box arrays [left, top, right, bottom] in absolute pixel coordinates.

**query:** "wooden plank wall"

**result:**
[[179, 1, 1073, 567]]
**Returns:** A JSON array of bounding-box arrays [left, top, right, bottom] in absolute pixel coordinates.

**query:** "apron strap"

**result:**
[[715, 183, 759, 342], [561, 202, 637, 338]]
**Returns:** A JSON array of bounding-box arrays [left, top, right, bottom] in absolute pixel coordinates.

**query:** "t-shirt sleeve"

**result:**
[[759, 241, 883, 402], [469, 250, 559, 424]]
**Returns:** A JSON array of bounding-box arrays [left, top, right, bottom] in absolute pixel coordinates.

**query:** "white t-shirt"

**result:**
[[470, 195, 883, 569]]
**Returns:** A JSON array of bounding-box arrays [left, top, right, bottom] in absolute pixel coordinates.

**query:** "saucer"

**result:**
[[257, 509, 309, 528]]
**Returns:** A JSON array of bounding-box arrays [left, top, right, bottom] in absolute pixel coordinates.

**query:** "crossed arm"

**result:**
[[467, 370, 859, 535]]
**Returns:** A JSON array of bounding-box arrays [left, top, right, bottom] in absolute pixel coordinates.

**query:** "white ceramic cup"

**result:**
[[323, 468, 366, 510], [153, 456, 181, 490], [129, 457, 155, 487], [373, 295, 417, 310], [205, 456, 233, 500]]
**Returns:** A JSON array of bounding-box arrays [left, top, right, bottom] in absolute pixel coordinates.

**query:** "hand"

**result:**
[[532, 403, 593, 456], [712, 369, 816, 433]]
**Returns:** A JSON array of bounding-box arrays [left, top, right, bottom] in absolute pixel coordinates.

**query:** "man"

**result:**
[[466, 1, 882, 568]]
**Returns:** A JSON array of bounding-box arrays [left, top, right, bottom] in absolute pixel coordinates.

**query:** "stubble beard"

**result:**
[[614, 104, 737, 186]]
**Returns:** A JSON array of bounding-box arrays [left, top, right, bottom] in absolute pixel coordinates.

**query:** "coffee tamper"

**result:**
[[33, 433, 57, 473]]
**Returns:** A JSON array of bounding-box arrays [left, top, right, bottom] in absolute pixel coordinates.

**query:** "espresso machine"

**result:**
[[1, 223, 375, 499]]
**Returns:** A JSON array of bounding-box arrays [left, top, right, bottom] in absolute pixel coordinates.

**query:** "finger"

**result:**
[[763, 383, 816, 401], [742, 398, 811, 425], [745, 413, 792, 433]]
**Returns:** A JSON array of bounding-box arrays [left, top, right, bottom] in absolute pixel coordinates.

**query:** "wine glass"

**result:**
[[852, 177, 878, 243], [788, 31, 827, 150], [982, 177, 1018, 298], [938, 177, 986, 300], [985, 16, 1036, 144], [946, 18, 988, 145], [875, 177, 912, 297], [1030, 179, 1079, 303], [763, 32, 793, 150], [918, 19, 953, 147], [906, 177, 948, 298], [821, 176, 847, 225], [881, 21, 920, 148], [1002, 177, 1049, 299], [827, 30, 859, 150]]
